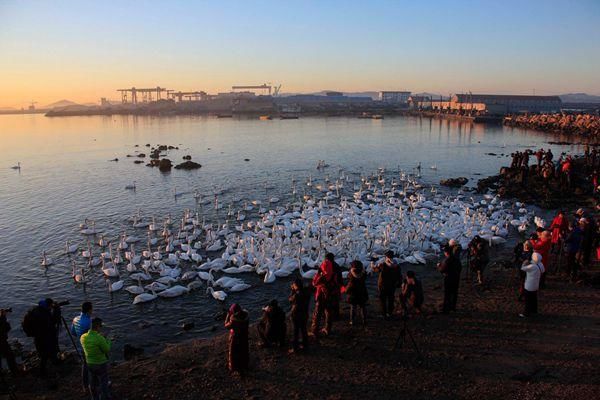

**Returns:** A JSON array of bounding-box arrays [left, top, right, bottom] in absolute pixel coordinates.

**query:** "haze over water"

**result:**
[[0, 114, 581, 356]]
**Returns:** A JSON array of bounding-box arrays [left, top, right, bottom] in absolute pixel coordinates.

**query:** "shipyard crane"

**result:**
[[231, 84, 275, 96]]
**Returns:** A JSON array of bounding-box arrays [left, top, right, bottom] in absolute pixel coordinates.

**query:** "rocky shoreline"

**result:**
[[476, 155, 596, 209], [504, 113, 600, 138]]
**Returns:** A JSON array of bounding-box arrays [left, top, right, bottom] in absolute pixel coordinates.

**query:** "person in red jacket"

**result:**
[[531, 230, 552, 287], [310, 254, 337, 337], [550, 210, 568, 253]]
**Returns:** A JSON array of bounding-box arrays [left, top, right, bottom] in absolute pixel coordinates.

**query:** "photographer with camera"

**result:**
[[468, 235, 489, 285], [401, 271, 424, 315], [224, 304, 249, 374], [22, 298, 65, 376], [0, 308, 18, 375]]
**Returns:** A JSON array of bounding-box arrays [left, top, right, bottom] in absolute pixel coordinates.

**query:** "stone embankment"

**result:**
[[505, 113, 600, 137]]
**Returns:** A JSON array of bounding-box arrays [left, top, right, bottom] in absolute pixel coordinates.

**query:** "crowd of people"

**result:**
[[0, 206, 598, 397]]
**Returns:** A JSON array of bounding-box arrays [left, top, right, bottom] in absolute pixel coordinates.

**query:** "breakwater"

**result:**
[[504, 113, 600, 138]]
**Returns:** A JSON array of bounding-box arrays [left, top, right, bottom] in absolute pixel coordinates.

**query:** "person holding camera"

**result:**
[[224, 303, 249, 374], [519, 252, 545, 318], [468, 235, 489, 285], [373, 250, 401, 319], [22, 299, 60, 376], [437, 245, 462, 314], [401, 271, 424, 315], [257, 299, 286, 348], [80, 318, 112, 400], [0, 308, 18, 375]]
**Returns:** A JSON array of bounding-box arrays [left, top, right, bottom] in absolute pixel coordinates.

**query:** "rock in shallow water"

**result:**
[[174, 160, 202, 170], [440, 177, 468, 187]]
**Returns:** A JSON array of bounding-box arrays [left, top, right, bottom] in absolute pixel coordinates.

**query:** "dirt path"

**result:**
[[7, 256, 600, 400]]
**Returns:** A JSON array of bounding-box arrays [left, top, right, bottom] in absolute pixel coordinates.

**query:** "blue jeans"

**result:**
[[88, 363, 111, 400]]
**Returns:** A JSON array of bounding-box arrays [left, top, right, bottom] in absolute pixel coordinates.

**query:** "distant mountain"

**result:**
[[559, 93, 600, 103], [44, 99, 81, 109]]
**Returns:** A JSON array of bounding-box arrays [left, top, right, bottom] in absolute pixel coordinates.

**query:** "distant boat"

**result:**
[[259, 115, 272, 120], [217, 114, 232, 118], [371, 114, 384, 120], [357, 112, 372, 119], [280, 114, 299, 120]]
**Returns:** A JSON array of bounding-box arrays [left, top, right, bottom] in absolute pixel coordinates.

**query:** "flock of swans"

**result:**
[[43, 165, 545, 307]]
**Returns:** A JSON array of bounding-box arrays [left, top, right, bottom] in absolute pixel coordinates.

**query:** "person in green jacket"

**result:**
[[80, 318, 111, 400]]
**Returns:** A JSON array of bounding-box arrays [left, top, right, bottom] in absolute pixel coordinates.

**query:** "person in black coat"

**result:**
[[288, 278, 310, 353], [437, 245, 462, 314], [257, 299, 286, 347], [401, 270, 424, 315], [345, 260, 368, 327], [373, 250, 402, 319], [29, 299, 60, 375], [0, 309, 18, 375]]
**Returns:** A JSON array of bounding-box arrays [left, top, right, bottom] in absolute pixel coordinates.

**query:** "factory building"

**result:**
[[379, 91, 411, 104], [450, 94, 563, 114]]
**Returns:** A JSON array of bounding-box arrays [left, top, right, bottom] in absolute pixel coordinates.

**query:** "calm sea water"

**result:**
[[0, 114, 581, 358]]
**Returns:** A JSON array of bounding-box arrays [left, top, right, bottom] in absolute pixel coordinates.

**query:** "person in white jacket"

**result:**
[[520, 252, 545, 318]]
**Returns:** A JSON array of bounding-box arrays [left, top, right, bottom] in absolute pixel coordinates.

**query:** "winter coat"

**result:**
[[438, 254, 462, 282], [531, 237, 552, 267], [289, 287, 310, 322], [225, 309, 249, 372], [565, 227, 583, 253], [375, 261, 401, 291], [345, 268, 368, 305], [522, 253, 545, 291]]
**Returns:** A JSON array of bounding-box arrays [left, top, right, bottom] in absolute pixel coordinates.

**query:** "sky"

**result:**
[[0, 0, 599, 107]]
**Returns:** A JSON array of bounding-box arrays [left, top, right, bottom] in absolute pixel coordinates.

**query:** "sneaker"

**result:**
[[349, 321, 354, 326], [518, 313, 527, 318]]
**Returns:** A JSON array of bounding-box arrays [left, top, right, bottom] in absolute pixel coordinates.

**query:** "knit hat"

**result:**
[[531, 252, 543, 264]]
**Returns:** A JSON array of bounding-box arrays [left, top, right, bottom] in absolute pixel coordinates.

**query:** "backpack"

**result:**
[[22, 307, 38, 337]]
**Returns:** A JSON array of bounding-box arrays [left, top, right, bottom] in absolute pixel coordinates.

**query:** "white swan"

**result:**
[[125, 278, 144, 295], [72, 263, 86, 283], [41, 251, 53, 267], [133, 290, 158, 305], [107, 279, 124, 292], [65, 241, 78, 254], [158, 285, 189, 298], [206, 286, 227, 301], [229, 283, 251, 292]]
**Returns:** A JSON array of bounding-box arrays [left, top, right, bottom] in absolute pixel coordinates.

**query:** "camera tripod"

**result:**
[[392, 315, 422, 360], [0, 371, 17, 400]]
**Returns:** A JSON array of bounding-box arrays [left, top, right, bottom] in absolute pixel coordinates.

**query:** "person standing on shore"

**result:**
[[0, 309, 19, 375], [401, 271, 424, 315], [373, 250, 401, 319], [71, 301, 93, 391], [550, 210, 568, 255], [224, 303, 249, 374], [344, 260, 368, 327], [531, 230, 552, 285], [437, 245, 462, 314], [22, 299, 59, 376], [257, 299, 286, 348], [468, 235, 489, 285], [80, 318, 112, 400], [565, 220, 583, 280], [519, 253, 545, 318], [288, 278, 309, 353], [310, 253, 337, 336]]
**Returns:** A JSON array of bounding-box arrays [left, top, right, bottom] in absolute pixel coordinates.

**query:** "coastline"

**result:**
[[11, 244, 600, 400]]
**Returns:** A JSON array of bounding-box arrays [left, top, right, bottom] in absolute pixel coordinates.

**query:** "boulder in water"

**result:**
[[440, 177, 468, 187], [174, 160, 202, 170], [159, 158, 173, 172]]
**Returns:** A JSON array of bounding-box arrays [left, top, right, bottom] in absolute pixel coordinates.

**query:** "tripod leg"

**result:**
[[405, 328, 423, 360]]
